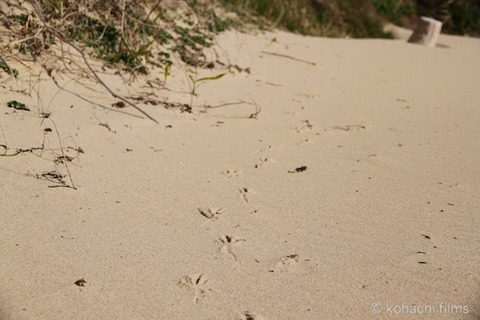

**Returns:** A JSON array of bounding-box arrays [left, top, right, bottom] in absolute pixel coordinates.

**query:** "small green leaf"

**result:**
[[134, 40, 154, 59], [164, 63, 170, 83], [196, 73, 226, 82], [0, 60, 19, 78], [7, 100, 30, 111]]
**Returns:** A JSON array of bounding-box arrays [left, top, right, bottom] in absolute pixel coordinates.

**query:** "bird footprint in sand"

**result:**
[[239, 187, 255, 204], [297, 138, 313, 145], [270, 254, 313, 273], [215, 235, 246, 261], [254, 157, 275, 168], [178, 273, 210, 304], [221, 169, 241, 182], [198, 207, 223, 220], [295, 120, 313, 133], [237, 311, 266, 320]]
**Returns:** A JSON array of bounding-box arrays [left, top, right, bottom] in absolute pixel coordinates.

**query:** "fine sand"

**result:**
[[1, 27, 479, 319]]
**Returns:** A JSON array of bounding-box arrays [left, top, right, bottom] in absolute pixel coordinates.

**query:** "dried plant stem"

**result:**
[[202, 99, 261, 119], [49, 76, 144, 119], [260, 51, 316, 66], [49, 118, 76, 189], [142, 0, 163, 24], [28, 0, 159, 124]]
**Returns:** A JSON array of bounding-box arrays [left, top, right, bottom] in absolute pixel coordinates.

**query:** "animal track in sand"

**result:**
[[221, 169, 241, 182], [297, 138, 313, 145], [269, 254, 312, 273], [259, 144, 273, 153], [178, 273, 210, 304], [237, 311, 266, 320], [294, 120, 313, 133], [239, 187, 251, 203], [211, 121, 225, 127], [215, 235, 246, 261], [198, 207, 223, 220], [236, 311, 265, 320], [254, 157, 275, 168]]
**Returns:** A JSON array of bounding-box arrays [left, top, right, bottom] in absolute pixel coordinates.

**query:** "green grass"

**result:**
[[373, 0, 415, 25], [16, 0, 229, 73], [0, 59, 19, 78], [2, 0, 479, 78], [220, 0, 480, 38]]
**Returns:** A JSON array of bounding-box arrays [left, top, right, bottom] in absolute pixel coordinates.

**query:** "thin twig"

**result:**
[[28, 0, 159, 124], [201, 98, 261, 119], [121, 0, 127, 37], [63, 38, 159, 123], [203, 100, 252, 109], [0, 126, 17, 156], [49, 75, 144, 119], [49, 118, 76, 189], [260, 51, 316, 66], [143, 0, 163, 24]]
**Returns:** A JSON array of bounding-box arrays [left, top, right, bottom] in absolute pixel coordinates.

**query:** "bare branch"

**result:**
[[27, 0, 160, 124]]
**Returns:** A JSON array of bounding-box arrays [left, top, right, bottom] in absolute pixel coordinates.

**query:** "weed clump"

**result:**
[[0, 0, 233, 75]]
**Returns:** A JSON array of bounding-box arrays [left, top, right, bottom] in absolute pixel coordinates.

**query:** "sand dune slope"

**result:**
[[1, 29, 479, 319]]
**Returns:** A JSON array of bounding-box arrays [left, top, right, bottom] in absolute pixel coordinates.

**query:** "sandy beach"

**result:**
[[1, 26, 479, 319]]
